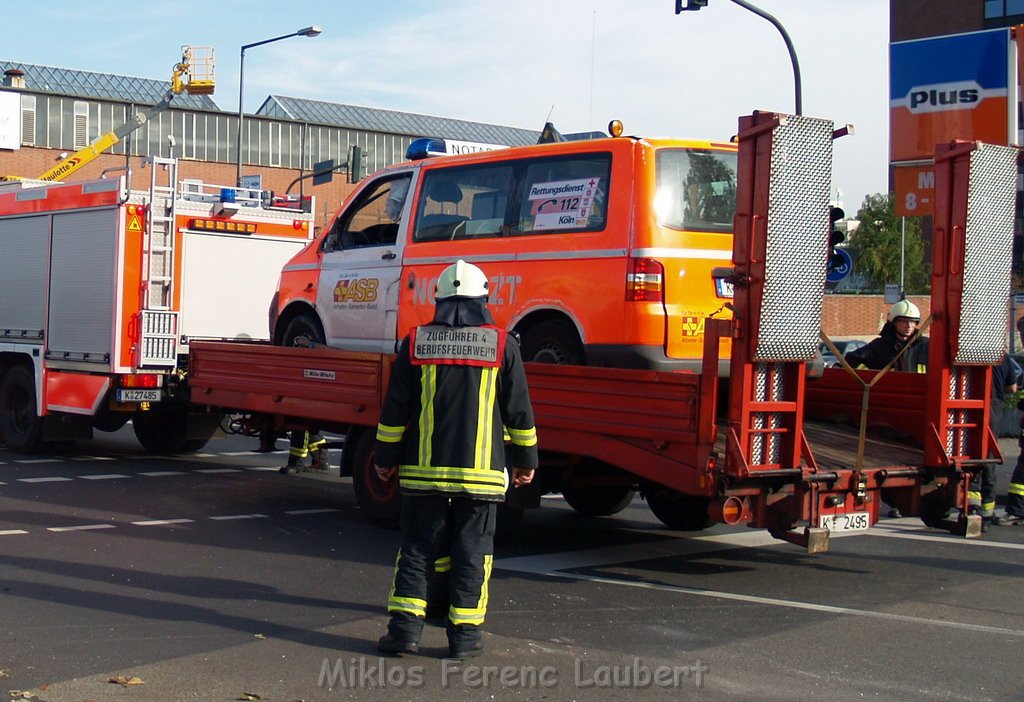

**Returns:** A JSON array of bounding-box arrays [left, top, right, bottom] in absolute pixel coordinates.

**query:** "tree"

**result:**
[[848, 193, 928, 293]]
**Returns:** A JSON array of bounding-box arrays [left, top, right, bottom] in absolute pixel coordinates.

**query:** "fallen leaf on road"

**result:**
[[238, 694, 261, 701], [0, 671, 8, 679], [8, 691, 37, 699], [254, 633, 266, 640], [107, 676, 145, 686]]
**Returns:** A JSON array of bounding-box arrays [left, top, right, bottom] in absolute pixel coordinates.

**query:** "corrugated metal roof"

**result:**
[[0, 61, 220, 111], [258, 95, 540, 146]]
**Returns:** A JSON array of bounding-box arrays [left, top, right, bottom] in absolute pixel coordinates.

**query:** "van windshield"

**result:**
[[654, 148, 737, 233]]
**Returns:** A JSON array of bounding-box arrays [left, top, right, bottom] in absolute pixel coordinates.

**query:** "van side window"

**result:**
[[516, 154, 610, 235], [322, 174, 411, 252], [654, 149, 737, 233], [413, 164, 514, 242]]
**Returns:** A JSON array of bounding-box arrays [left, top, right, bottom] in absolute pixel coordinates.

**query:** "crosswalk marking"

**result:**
[[18, 476, 74, 483], [131, 518, 196, 526], [209, 514, 268, 521], [46, 524, 116, 532], [79, 474, 130, 480], [139, 471, 188, 477]]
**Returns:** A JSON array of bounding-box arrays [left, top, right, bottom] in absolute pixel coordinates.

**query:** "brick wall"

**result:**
[[824, 295, 1021, 346], [0, 145, 358, 231]]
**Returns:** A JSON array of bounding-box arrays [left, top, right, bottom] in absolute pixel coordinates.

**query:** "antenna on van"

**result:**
[[545, 105, 555, 122]]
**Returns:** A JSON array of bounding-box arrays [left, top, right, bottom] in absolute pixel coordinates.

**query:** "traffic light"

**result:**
[[827, 206, 845, 272], [676, 0, 708, 12]]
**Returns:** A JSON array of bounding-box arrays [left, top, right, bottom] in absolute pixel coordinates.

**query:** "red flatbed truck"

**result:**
[[188, 111, 1018, 551]]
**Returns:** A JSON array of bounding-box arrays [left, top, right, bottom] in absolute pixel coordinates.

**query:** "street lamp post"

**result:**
[[676, 0, 802, 115], [237, 26, 322, 186]]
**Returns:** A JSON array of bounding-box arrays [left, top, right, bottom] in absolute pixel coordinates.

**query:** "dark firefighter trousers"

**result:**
[[286, 430, 326, 469], [386, 494, 496, 648], [1006, 432, 1024, 518]]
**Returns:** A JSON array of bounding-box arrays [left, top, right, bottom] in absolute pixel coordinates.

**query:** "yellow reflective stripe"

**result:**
[[916, 364, 926, 373], [418, 366, 436, 467], [502, 426, 511, 441], [399, 466, 507, 486], [289, 447, 308, 457], [474, 367, 497, 469], [449, 606, 485, 625], [434, 556, 451, 573], [1008, 482, 1024, 496], [309, 438, 326, 449], [376, 423, 405, 443], [387, 597, 427, 616], [400, 479, 505, 497], [981, 501, 996, 511], [967, 491, 981, 501], [506, 426, 537, 446]]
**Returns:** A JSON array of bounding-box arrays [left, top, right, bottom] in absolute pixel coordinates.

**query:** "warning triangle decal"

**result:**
[[127, 216, 143, 232]]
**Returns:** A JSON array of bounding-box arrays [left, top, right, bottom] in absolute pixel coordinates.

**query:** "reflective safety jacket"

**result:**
[[375, 323, 539, 501], [845, 326, 929, 373]]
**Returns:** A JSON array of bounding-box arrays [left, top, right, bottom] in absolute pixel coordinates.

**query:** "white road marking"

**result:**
[[209, 514, 268, 521], [246, 466, 281, 472], [15, 458, 61, 464], [221, 451, 267, 457], [869, 522, 1024, 550], [77, 456, 115, 461], [498, 526, 1024, 640], [78, 474, 130, 480], [139, 471, 187, 477], [193, 453, 217, 458], [18, 477, 74, 483], [195, 468, 242, 474], [47, 524, 116, 532], [0, 530, 28, 536], [284, 508, 341, 515], [559, 571, 1024, 639], [131, 518, 196, 526]]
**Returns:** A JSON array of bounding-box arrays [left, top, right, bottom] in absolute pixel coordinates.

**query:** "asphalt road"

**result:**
[[1, 428, 1022, 701]]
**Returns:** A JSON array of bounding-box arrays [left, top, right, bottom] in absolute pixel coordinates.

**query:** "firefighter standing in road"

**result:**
[[845, 300, 929, 372], [374, 260, 538, 659]]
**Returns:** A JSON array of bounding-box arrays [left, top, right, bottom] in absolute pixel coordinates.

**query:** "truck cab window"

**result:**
[[323, 174, 411, 252]]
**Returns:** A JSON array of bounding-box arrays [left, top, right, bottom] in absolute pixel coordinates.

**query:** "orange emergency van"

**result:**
[[272, 129, 737, 371]]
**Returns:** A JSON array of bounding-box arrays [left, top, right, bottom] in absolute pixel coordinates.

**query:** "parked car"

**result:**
[[820, 339, 866, 367]]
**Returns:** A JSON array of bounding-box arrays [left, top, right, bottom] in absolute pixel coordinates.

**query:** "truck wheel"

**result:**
[[133, 407, 219, 454], [520, 320, 584, 365], [0, 365, 44, 453], [562, 484, 637, 517], [280, 313, 325, 347], [561, 459, 637, 516], [644, 484, 714, 531], [350, 428, 401, 528]]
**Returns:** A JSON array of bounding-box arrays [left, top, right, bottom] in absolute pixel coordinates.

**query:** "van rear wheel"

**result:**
[[521, 320, 583, 365]]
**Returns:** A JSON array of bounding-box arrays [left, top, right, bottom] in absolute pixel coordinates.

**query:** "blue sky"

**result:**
[[2, 0, 889, 210]]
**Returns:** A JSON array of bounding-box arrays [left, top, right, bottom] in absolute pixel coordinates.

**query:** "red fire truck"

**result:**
[[185, 111, 1016, 551], [0, 159, 315, 453]]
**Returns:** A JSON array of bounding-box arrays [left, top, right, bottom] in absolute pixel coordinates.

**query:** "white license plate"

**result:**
[[715, 277, 734, 298], [116, 389, 161, 403], [819, 511, 870, 532]]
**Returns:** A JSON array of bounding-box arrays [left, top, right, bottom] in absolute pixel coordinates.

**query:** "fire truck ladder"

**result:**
[[139, 156, 179, 367]]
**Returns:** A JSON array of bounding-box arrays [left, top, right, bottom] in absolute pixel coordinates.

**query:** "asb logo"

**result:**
[[333, 277, 379, 303], [903, 81, 981, 114], [681, 316, 705, 338]]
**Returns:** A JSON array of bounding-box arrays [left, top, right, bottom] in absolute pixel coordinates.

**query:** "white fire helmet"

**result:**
[[887, 300, 921, 322], [435, 259, 489, 300]]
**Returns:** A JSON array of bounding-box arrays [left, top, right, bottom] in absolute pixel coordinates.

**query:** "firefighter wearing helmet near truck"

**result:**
[[844, 300, 929, 373], [373, 259, 538, 659]]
